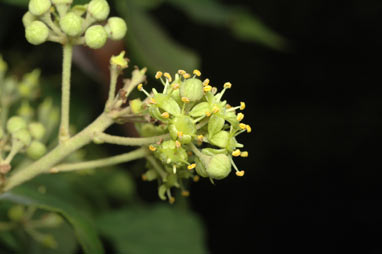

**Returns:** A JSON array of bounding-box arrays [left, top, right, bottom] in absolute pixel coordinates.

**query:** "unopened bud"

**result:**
[[28, 0, 51, 16], [105, 17, 127, 40], [60, 12, 83, 37], [7, 116, 27, 134], [26, 141, 47, 159], [25, 21, 49, 45], [85, 25, 108, 49], [22, 12, 36, 28], [88, 0, 110, 21], [28, 122, 46, 140]]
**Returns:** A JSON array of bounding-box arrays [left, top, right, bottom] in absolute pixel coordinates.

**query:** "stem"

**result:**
[[97, 132, 170, 146], [51, 148, 147, 173], [105, 65, 118, 111], [4, 140, 23, 164], [146, 155, 167, 179], [59, 44, 73, 143], [3, 113, 113, 192]]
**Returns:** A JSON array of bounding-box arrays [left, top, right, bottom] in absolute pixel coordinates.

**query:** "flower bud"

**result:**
[[209, 130, 230, 148], [60, 12, 83, 37], [22, 12, 36, 28], [17, 101, 34, 119], [88, 0, 110, 21], [7, 116, 27, 134], [28, 122, 46, 140], [105, 17, 127, 40], [28, 0, 51, 16], [26, 141, 47, 159], [25, 21, 49, 45], [206, 154, 231, 180], [13, 129, 32, 146], [180, 78, 204, 102], [110, 51, 128, 68], [85, 25, 108, 49]]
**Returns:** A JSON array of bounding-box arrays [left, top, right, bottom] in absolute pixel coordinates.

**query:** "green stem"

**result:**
[[51, 148, 147, 173], [146, 155, 167, 179], [105, 65, 118, 111], [59, 44, 73, 143], [3, 113, 113, 192], [97, 132, 170, 146]]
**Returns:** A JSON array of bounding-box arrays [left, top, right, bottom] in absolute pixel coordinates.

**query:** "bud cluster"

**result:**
[[0, 58, 59, 175], [134, 70, 251, 203], [23, 0, 127, 49]]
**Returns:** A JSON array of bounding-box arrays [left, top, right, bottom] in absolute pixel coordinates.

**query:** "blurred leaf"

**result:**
[[97, 205, 206, 254], [116, 0, 199, 74], [166, 0, 287, 50], [129, 0, 163, 10], [0, 186, 104, 254]]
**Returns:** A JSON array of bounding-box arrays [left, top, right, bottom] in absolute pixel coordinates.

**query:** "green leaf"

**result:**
[[116, 1, 199, 74], [0, 186, 104, 254], [97, 205, 207, 254], [166, 0, 287, 50]]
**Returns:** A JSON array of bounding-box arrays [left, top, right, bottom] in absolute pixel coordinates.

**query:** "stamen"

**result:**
[[224, 82, 232, 89], [164, 72, 172, 82], [141, 174, 147, 181], [240, 102, 246, 110], [226, 104, 232, 109], [188, 163, 196, 170], [137, 83, 143, 91], [155, 71, 163, 79], [205, 111, 211, 117], [236, 170, 245, 177], [183, 73, 191, 79], [149, 145, 157, 151], [204, 85, 212, 92], [171, 83, 180, 89], [212, 106, 220, 114], [181, 97, 190, 103], [193, 69, 201, 77], [203, 78, 210, 86], [175, 140, 181, 148], [237, 113, 244, 121], [239, 123, 247, 130], [240, 151, 248, 157], [177, 131, 183, 139], [161, 112, 170, 118], [149, 98, 157, 104], [197, 135, 204, 142], [178, 69, 186, 75], [181, 190, 190, 197], [193, 175, 200, 182], [246, 125, 252, 133], [232, 149, 241, 157]]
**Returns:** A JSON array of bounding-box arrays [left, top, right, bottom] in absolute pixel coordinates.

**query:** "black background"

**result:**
[[1, 0, 382, 253]]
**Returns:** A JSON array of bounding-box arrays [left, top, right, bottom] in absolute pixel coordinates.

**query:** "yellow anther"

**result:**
[[141, 174, 147, 181], [183, 73, 191, 79], [246, 124, 252, 133], [237, 113, 244, 121], [224, 82, 232, 89], [240, 151, 248, 157], [161, 112, 170, 118], [169, 197, 175, 204], [232, 149, 241, 157], [205, 111, 211, 117], [155, 71, 163, 79], [163, 72, 172, 82], [188, 163, 196, 170], [181, 97, 190, 103], [175, 140, 181, 148], [177, 131, 183, 138], [137, 83, 143, 91], [197, 135, 204, 142], [178, 69, 186, 75], [171, 83, 180, 89], [212, 106, 220, 114], [149, 98, 156, 104], [149, 145, 157, 152], [226, 104, 232, 109], [240, 102, 246, 110], [193, 175, 200, 182], [203, 85, 212, 92], [193, 69, 201, 76], [203, 78, 210, 86], [181, 190, 190, 197], [236, 170, 245, 177], [239, 123, 247, 130]]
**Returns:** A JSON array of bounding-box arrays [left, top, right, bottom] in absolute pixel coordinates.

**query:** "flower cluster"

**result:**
[[132, 70, 251, 203], [23, 0, 127, 48]]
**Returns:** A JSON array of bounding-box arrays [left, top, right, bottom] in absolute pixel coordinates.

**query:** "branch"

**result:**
[[96, 132, 170, 146], [50, 147, 147, 173]]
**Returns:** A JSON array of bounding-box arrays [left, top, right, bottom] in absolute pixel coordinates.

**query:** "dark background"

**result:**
[[1, 0, 382, 253]]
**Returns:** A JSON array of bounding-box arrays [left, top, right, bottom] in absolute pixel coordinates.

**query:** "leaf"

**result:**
[[0, 186, 104, 254], [97, 205, 207, 254], [166, 0, 287, 50], [116, 0, 200, 74]]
